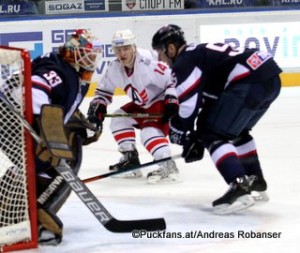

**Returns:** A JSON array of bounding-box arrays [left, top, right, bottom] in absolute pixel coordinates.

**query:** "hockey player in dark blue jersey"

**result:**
[[152, 24, 281, 215], [30, 29, 103, 243]]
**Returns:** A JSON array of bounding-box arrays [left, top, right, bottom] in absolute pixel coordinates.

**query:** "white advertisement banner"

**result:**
[[1, 10, 300, 84], [45, 0, 108, 15], [122, 0, 184, 11], [200, 22, 300, 69]]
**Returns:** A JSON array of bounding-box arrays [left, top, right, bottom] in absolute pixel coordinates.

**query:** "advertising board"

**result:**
[[1, 10, 299, 87], [45, 0, 108, 14]]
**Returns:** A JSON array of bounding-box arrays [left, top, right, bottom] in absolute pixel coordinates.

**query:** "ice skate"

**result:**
[[109, 148, 142, 178], [248, 175, 269, 202], [147, 159, 182, 184], [213, 176, 255, 215]]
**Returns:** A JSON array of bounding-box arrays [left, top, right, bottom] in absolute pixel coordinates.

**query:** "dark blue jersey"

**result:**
[[172, 43, 282, 130], [31, 52, 90, 122]]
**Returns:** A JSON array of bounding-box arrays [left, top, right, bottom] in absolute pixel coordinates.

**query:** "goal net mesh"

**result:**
[[0, 46, 37, 251]]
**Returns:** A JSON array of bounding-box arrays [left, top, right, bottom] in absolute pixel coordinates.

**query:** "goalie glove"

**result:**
[[87, 98, 107, 131], [182, 133, 204, 163], [66, 110, 101, 146]]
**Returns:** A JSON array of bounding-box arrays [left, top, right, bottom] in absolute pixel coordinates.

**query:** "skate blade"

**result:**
[[251, 190, 270, 202], [213, 194, 255, 215]]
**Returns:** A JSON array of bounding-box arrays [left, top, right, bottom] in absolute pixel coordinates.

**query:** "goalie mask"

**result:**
[[111, 29, 137, 68], [61, 29, 103, 72]]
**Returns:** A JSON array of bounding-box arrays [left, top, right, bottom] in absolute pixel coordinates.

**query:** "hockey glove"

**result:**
[[182, 134, 204, 163], [162, 95, 179, 122], [87, 99, 107, 131], [169, 118, 186, 145]]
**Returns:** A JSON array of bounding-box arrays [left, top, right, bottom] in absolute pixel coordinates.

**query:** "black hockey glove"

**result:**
[[87, 99, 107, 131], [182, 134, 204, 163], [162, 95, 179, 122], [168, 117, 186, 145]]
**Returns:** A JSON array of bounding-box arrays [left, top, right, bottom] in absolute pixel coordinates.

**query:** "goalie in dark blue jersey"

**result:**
[[31, 29, 103, 244], [2, 29, 103, 244], [152, 24, 281, 215]]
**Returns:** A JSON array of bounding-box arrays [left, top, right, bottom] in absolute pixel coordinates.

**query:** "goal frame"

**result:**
[[0, 45, 38, 252]]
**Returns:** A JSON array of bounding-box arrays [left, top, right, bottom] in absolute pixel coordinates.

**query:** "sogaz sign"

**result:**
[[45, 0, 108, 14], [45, 0, 84, 14]]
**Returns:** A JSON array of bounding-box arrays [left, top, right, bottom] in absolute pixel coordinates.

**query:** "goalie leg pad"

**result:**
[[37, 134, 82, 242], [37, 134, 82, 212], [38, 208, 63, 245]]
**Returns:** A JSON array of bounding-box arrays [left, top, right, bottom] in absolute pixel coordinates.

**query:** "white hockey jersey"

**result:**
[[94, 48, 177, 109]]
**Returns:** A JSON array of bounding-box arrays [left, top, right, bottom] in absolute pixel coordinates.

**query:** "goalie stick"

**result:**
[[82, 154, 182, 183], [0, 91, 166, 232], [55, 159, 166, 232]]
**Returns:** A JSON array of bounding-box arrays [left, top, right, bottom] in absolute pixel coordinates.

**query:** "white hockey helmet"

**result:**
[[111, 29, 136, 48]]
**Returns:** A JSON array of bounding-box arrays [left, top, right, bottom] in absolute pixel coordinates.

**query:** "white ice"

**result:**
[[16, 87, 300, 253]]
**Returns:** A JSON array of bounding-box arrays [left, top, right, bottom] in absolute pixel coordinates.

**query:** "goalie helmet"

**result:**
[[152, 24, 186, 52], [111, 29, 136, 48], [62, 29, 103, 72]]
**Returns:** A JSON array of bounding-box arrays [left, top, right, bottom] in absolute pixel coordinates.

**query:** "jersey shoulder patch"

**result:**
[[246, 51, 272, 70]]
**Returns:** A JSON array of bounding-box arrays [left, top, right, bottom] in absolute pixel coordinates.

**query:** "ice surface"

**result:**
[[16, 87, 300, 253]]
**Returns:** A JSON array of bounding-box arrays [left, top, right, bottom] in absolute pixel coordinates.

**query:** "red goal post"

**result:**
[[0, 46, 38, 252]]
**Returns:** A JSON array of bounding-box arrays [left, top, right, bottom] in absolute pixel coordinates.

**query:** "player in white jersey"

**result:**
[[88, 29, 181, 184]]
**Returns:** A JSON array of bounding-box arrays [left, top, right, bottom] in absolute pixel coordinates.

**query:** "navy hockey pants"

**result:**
[[199, 75, 281, 139]]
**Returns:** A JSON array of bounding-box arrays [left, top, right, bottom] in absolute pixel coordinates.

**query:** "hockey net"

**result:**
[[0, 46, 38, 252]]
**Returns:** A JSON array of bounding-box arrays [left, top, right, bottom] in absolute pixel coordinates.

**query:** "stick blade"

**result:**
[[105, 218, 166, 232]]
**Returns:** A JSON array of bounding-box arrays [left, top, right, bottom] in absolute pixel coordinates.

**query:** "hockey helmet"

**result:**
[[152, 24, 186, 52], [111, 29, 137, 68], [111, 29, 136, 48], [63, 29, 103, 72]]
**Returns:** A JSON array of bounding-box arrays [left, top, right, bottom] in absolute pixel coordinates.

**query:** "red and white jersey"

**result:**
[[94, 48, 177, 109]]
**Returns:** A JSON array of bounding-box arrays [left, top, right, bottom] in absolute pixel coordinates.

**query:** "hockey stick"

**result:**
[[105, 113, 162, 118], [0, 91, 166, 232], [55, 159, 166, 232], [82, 154, 182, 183]]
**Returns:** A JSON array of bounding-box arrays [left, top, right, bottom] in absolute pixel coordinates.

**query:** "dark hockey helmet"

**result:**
[[61, 29, 103, 72], [152, 24, 186, 52]]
